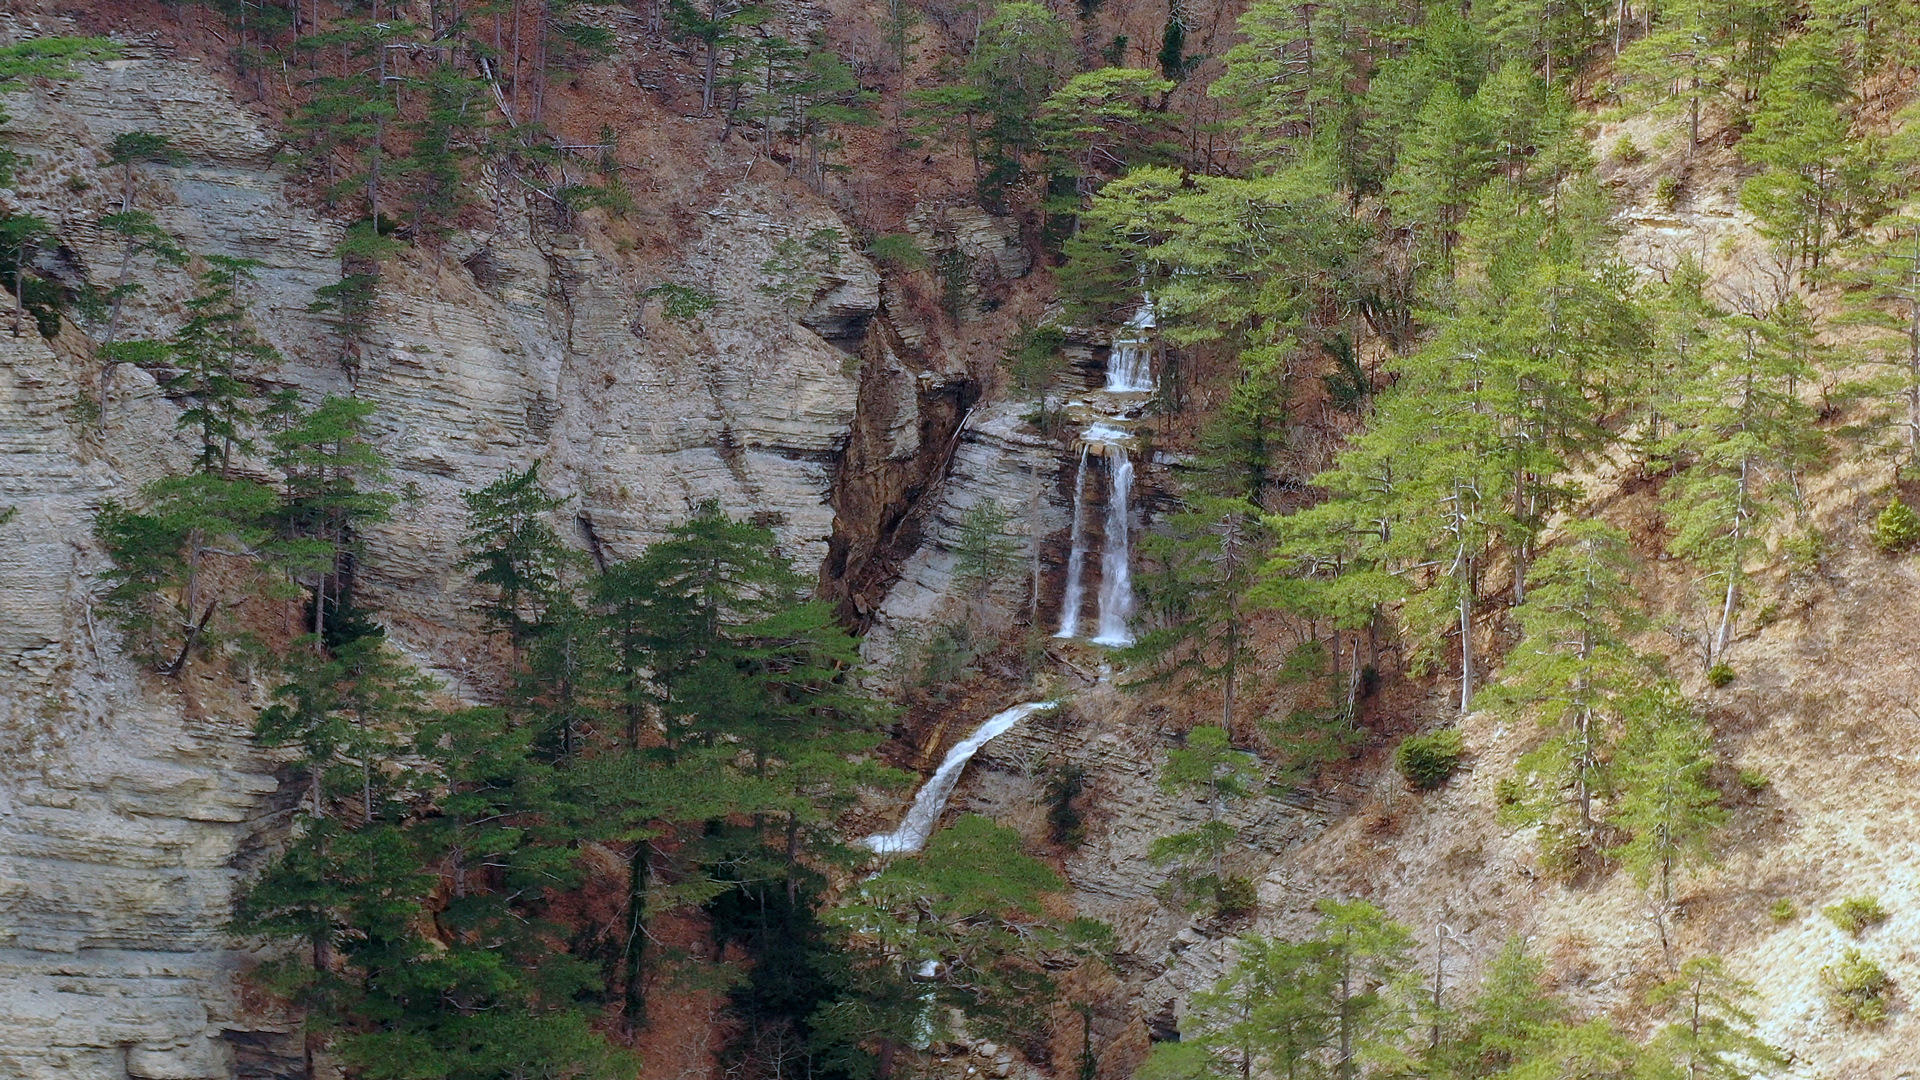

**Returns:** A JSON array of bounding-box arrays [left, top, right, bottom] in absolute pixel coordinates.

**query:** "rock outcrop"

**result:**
[[0, 22, 929, 1077]]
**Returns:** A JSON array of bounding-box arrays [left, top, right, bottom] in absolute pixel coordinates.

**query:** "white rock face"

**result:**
[[0, 29, 899, 1079], [862, 401, 1071, 671], [0, 321, 283, 1080]]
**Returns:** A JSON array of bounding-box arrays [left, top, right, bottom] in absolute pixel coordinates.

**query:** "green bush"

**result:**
[[1874, 499, 1920, 553], [1214, 874, 1257, 918], [868, 233, 927, 270], [1395, 729, 1465, 790], [1046, 762, 1087, 848], [643, 281, 718, 320], [1822, 948, 1892, 1024], [1613, 135, 1645, 165], [1824, 896, 1890, 936], [1738, 768, 1770, 794], [1769, 898, 1796, 922], [1706, 663, 1736, 688], [1655, 174, 1681, 210]]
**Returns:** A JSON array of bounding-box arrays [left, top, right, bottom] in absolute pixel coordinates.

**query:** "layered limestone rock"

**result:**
[[860, 400, 1071, 671], [0, 321, 285, 1080], [0, 22, 908, 1078]]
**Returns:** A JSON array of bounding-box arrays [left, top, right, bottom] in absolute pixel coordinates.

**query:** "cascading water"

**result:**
[[1105, 299, 1157, 393], [1092, 450, 1135, 646], [1055, 446, 1093, 639], [862, 702, 1057, 855], [1054, 297, 1153, 645]]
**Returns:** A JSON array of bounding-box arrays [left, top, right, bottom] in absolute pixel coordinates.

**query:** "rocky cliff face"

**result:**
[[0, 17, 988, 1076]]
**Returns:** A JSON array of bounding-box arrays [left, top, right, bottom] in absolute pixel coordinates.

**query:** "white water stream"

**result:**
[[1055, 445, 1093, 639], [862, 702, 1057, 855], [1093, 450, 1135, 646]]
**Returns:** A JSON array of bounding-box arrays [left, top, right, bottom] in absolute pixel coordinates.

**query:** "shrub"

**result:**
[[1825, 896, 1890, 936], [868, 233, 927, 270], [1395, 729, 1465, 790], [1214, 874, 1257, 918], [1874, 499, 1920, 553], [643, 281, 718, 320], [1769, 898, 1796, 922], [1738, 768, 1770, 794], [1046, 762, 1087, 848], [1822, 948, 1892, 1024], [1655, 174, 1681, 210], [1613, 135, 1645, 164], [1706, 663, 1736, 688], [916, 621, 978, 689]]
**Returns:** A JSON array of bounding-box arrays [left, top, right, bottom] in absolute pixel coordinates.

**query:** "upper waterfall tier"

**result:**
[[1105, 300, 1157, 393]]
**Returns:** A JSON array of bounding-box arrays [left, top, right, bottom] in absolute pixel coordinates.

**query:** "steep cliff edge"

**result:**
[[0, 10, 982, 1076]]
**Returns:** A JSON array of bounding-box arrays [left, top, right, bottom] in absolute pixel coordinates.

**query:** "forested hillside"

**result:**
[[3, 0, 1920, 1077]]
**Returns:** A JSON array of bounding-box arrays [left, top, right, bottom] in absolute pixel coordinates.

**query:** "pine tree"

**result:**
[[458, 463, 583, 656], [1149, 724, 1261, 912], [1062, 164, 1366, 346], [666, 0, 768, 113], [265, 395, 396, 646], [1833, 208, 1920, 474], [1614, 0, 1733, 148], [585, 503, 895, 1028], [255, 634, 434, 827], [1489, 521, 1656, 853], [1609, 691, 1727, 967], [825, 815, 1101, 1078], [94, 210, 187, 353], [0, 211, 58, 338], [1185, 933, 1340, 1078], [952, 497, 1026, 630], [1317, 899, 1418, 1079], [1176, 901, 1416, 1078], [1432, 936, 1569, 1077], [1207, 0, 1377, 179], [1389, 82, 1492, 276], [95, 475, 279, 673], [308, 218, 401, 377], [1122, 495, 1264, 732], [1039, 67, 1178, 199], [1643, 956, 1787, 1079], [953, 1, 1076, 207], [1738, 39, 1872, 273], [167, 255, 278, 475], [1660, 300, 1823, 665], [1479, 0, 1607, 88]]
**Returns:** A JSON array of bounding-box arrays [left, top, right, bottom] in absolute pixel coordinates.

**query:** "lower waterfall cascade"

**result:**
[[861, 702, 1058, 855]]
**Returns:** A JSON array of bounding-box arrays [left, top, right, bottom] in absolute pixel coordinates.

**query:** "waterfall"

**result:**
[[1105, 300, 1156, 393], [862, 702, 1057, 854], [1092, 450, 1135, 646], [1054, 445, 1092, 639], [1054, 297, 1152, 645]]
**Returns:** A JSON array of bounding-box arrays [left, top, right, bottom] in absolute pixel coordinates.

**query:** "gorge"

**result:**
[[2, 1, 1920, 1079]]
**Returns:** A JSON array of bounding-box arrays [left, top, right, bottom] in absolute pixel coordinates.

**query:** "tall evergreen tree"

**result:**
[[1609, 691, 1727, 966], [1489, 521, 1656, 854], [1148, 724, 1261, 912]]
